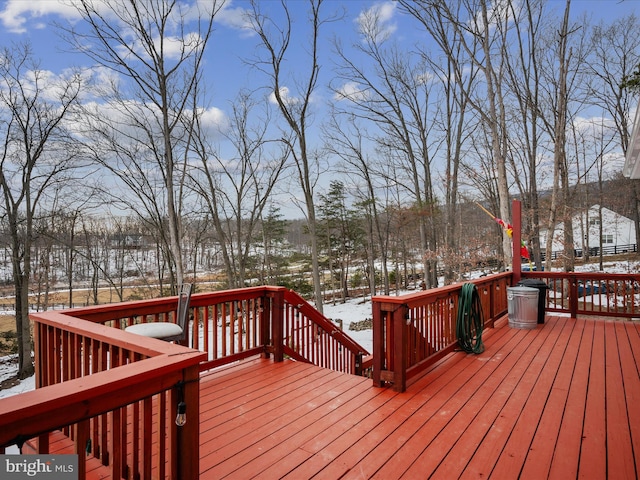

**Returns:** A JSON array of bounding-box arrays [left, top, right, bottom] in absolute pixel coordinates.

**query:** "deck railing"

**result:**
[[372, 272, 511, 392], [521, 271, 640, 318], [0, 286, 370, 478], [62, 286, 370, 375], [373, 270, 640, 392], [0, 309, 204, 480], [280, 289, 371, 375]]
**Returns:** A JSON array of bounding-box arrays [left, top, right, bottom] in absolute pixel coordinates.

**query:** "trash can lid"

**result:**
[[517, 278, 549, 289], [507, 286, 538, 293]]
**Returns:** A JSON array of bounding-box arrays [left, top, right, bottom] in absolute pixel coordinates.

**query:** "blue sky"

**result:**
[[0, 1, 399, 126], [5, 0, 636, 131], [0, 0, 639, 218]]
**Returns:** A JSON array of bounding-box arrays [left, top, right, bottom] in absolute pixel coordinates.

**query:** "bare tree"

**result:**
[[257, 205, 289, 285], [397, 1, 479, 283], [64, 0, 222, 292], [0, 43, 83, 378], [541, 2, 589, 272], [323, 114, 392, 295], [500, 0, 547, 269], [331, 4, 441, 287], [586, 14, 640, 256], [189, 91, 288, 288], [400, 0, 515, 267], [244, 0, 336, 312]]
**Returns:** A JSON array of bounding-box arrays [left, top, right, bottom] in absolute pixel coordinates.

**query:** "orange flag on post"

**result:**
[[477, 203, 531, 260], [493, 217, 530, 260]]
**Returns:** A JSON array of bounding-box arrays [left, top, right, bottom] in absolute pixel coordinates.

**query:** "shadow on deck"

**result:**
[[199, 314, 639, 479]]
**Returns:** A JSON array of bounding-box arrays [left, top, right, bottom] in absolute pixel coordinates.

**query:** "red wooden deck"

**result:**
[[200, 314, 640, 479], [30, 314, 639, 479]]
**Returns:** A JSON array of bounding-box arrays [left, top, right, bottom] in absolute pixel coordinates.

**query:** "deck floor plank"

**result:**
[[489, 316, 576, 479], [317, 318, 526, 480], [547, 317, 595, 479], [200, 364, 354, 474], [410, 315, 568, 479], [578, 319, 608, 479], [619, 321, 640, 474], [606, 320, 637, 479], [383, 325, 547, 478], [446, 316, 566, 479], [517, 316, 582, 479]]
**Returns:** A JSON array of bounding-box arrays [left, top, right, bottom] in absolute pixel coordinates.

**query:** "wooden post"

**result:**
[[271, 290, 284, 362], [512, 199, 522, 284], [569, 274, 578, 318], [177, 365, 200, 480], [372, 300, 384, 387], [393, 304, 408, 393], [74, 420, 89, 480], [354, 352, 363, 377], [260, 295, 270, 359]]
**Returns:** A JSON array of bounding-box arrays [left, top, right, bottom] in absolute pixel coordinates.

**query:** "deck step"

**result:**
[[24, 431, 111, 480]]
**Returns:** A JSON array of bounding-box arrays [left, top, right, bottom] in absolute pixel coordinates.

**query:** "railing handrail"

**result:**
[[523, 271, 639, 280], [372, 271, 512, 308], [522, 270, 640, 318], [283, 289, 369, 356], [63, 286, 275, 322], [38, 286, 370, 375], [30, 310, 189, 357]]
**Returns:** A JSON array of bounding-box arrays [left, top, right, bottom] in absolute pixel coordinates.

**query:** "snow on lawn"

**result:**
[[0, 355, 34, 399], [319, 296, 376, 354]]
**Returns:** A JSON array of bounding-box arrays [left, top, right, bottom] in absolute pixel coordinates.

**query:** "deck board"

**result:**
[[606, 321, 636, 480], [620, 321, 640, 475], [547, 316, 594, 478], [199, 315, 639, 479]]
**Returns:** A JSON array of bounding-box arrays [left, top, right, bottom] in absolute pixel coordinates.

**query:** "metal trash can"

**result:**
[[517, 278, 549, 324], [507, 286, 539, 329]]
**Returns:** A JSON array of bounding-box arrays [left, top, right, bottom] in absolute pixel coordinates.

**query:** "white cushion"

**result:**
[[125, 322, 183, 339]]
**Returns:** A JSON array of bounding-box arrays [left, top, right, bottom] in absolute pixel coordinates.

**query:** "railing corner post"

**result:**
[[372, 300, 384, 387], [260, 293, 271, 359], [569, 274, 578, 319], [393, 304, 408, 393], [272, 289, 285, 362], [177, 365, 200, 480]]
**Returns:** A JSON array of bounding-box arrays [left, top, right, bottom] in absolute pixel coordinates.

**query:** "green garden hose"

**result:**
[[456, 283, 485, 354]]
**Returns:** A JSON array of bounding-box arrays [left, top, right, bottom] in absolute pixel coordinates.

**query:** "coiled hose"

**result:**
[[456, 283, 485, 354]]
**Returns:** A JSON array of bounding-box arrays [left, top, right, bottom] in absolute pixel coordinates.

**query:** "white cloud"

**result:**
[[149, 32, 205, 61], [334, 81, 369, 102], [573, 114, 617, 135], [0, 0, 81, 34], [469, 0, 519, 36], [198, 105, 228, 135], [214, 0, 254, 33], [269, 86, 300, 106], [356, 1, 397, 43]]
